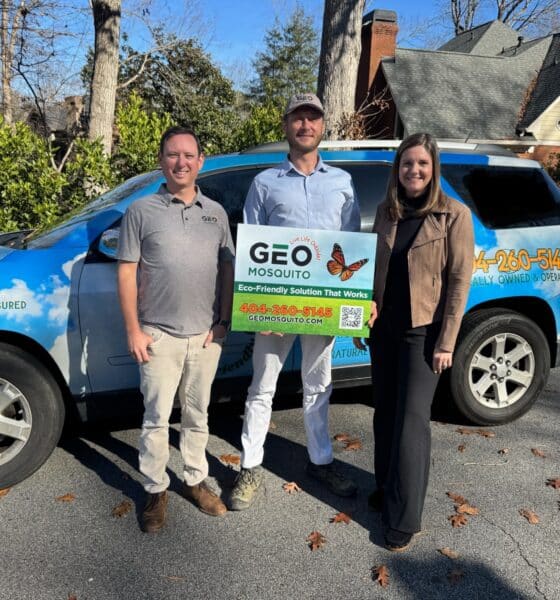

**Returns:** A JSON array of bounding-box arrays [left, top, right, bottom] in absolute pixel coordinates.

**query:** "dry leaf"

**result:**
[[330, 512, 351, 524], [448, 514, 468, 528], [448, 568, 465, 585], [546, 478, 560, 489], [282, 481, 301, 494], [334, 432, 351, 442], [307, 531, 326, 551], [447, 491, 468, 505], [0, 488, 11, 498], [68, 594, 78, 600], [56, 493, 76, 503], [457, 444, 466, 453], [268, 421, 277, 430], [456, 427, 495, 437], [476, 429, 495, 438], [456, 502, 479, 516], [219, 454, 240, 466], [438, 547, 459, 559], [164, 576, 186, 582], [456, 427, 476, 435], [531, 448, 546, 458], [498, 448, 509, 455], [343, 438, 362, 451], [519, 508, 539, 524], [112, 499, 133, 518], [371, 565, 390, 587]]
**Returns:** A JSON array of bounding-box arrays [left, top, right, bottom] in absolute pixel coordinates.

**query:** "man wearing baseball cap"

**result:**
[[229, 93, 361, 510]]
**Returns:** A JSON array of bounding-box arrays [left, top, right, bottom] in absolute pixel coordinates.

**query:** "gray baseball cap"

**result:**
[[284, 93, 324, 117]]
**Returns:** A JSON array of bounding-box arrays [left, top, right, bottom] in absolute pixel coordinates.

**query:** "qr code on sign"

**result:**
[[339, 305, 364, 330]]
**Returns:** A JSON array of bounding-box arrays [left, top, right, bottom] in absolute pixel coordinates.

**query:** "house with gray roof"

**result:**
[[356, 10, 560, 162]]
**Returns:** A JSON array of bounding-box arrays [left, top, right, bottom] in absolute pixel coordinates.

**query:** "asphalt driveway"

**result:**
[[1, 371, 559, 600]]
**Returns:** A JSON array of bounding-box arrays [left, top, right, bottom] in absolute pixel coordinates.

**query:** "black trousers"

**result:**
[[369, 311, 441, 534]]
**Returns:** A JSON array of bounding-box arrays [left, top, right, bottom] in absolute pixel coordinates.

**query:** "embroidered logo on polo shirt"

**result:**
[[202, 215, 218, 223]]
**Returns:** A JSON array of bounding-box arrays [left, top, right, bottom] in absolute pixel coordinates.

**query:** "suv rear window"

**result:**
[[442, 164, 560, 229]]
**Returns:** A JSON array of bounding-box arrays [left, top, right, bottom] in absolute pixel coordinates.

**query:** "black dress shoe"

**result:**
[[384, 528, 414, 552]]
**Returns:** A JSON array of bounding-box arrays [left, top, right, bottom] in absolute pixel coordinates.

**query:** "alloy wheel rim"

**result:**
[[468, 332, 535, 409], [0, 378, 32, 466]]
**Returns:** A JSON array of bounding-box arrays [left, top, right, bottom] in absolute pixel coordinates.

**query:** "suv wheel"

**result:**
[[450, 309, 550, 425], [0, 344, 65, 488]]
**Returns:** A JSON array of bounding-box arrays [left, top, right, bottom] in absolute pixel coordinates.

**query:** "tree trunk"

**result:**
[[1, 0, 23, 124], [317, 0, 365, 139], [88, 0, 121, 155]]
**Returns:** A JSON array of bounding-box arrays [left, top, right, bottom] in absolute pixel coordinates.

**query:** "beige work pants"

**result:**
[[138, 326, 222, 493]]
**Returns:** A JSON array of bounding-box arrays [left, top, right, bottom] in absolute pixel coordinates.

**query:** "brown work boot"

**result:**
[[141, 490, 168, 533], [182, 480, 227, 516]]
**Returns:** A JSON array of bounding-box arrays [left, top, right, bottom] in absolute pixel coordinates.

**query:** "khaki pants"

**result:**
[[138, 326, 222, 493]]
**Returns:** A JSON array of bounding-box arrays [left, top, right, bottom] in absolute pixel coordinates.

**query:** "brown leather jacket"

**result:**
[[372, 195, 474, 352]]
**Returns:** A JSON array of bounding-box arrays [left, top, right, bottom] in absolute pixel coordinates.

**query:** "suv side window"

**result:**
[[198, 162, 391, 235], [198, 167, 265, 238], [442, 164, 560, 229], [339, 163, 391, 232]]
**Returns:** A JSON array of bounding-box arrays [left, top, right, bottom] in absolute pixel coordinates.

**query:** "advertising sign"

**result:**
[[232, 224, 376, 337]]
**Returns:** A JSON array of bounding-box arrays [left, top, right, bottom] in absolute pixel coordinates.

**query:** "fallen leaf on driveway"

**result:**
[[268, 421, 277, 430], [457, 444, 466, 453], [0, 488, 11, 498], [307, 531, 326, 551], [343, 438, 362, 451], [438, 547, 459, 559], [546, 478, 560, 489], [448, 514, 468, 528], [531, 448, 546, 458], [498, 448, 509, 455], [282, 482, 301, 494], [519, 508, 539, 524], [333, 432, 351, 442], [447, 491, 468, 505], [219, 454, 240, 466], [68, 594, 78, 600], [448, 568, 465, 585], [112, 500, 133, 518], [371, 565, 389, 587], [56, 493, 76, 503], [330, 512, 351, 524], [456, 502, 479, 516], [476, 429, 495, 438], [456, 428, 495, 437]]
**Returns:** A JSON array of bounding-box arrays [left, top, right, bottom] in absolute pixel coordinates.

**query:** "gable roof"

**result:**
[[518, 33, 560, 128], [382, 37, 551, 139], [438, 20, 520, 56]]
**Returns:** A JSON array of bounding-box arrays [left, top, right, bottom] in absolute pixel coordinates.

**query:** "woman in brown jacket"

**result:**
[[357, 133, 474, 551]]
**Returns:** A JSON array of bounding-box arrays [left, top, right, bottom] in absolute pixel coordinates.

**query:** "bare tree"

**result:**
[[317, 0, 365, 139], [88, 0, 121, 155], [449, 0, 560, 35], [451, 0, 480, 33]]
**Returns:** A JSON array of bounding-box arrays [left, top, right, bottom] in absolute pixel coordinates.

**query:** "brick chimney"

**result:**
[[356, 9, 398, 109]]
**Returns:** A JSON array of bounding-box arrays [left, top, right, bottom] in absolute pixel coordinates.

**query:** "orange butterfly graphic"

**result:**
[[327, 243, 368, 281]]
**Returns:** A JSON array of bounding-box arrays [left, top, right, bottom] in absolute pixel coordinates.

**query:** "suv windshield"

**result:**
[[22, 170, 163, 249]]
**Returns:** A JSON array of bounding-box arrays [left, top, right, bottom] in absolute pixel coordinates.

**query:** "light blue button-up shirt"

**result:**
[[243, 156, 360, 232]]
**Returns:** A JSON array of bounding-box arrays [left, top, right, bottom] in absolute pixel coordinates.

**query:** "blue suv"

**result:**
[[1, 140, 559, 487]]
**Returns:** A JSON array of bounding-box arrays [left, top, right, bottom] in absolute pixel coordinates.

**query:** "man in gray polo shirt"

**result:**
[[117, 126, 234, 532]]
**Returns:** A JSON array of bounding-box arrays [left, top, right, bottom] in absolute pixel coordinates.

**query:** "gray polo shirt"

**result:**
[[118, 184, 234, 337]]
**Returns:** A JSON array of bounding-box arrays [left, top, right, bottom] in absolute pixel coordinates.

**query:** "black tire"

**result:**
[[450, 309, 550, 425], [0, 344, 65, 488]]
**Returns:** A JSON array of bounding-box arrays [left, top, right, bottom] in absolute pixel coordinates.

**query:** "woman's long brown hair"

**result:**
[[385, 132, 446, 221]]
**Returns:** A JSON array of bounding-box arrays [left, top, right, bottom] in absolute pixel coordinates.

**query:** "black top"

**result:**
[[382, 194, 427, 329]]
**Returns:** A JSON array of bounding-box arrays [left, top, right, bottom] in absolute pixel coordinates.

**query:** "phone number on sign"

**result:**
[[473, 248, 560, 273], [239, 303, 333, 318]]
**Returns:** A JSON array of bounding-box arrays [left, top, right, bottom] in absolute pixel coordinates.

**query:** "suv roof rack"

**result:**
[[240, 139, 516, 157]]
